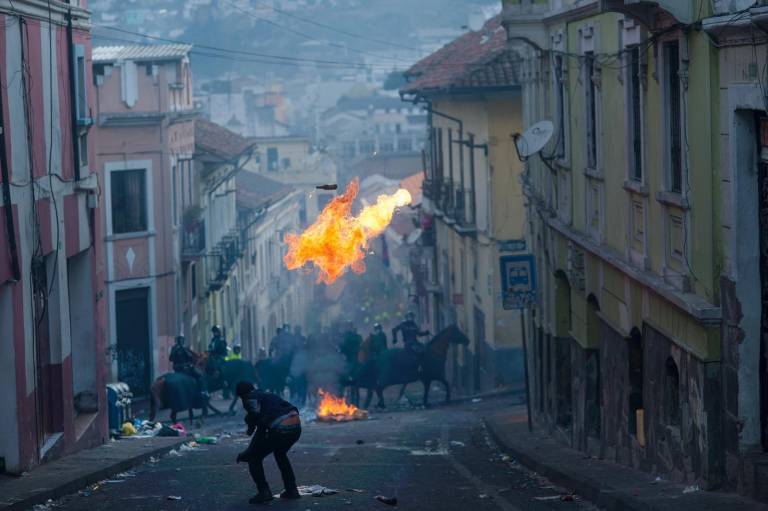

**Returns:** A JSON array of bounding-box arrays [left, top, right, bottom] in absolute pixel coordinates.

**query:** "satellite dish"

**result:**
[[513, 120, 554, 159]]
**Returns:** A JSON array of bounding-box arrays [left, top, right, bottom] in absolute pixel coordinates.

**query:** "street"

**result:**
[[47, 397, 594, 511]]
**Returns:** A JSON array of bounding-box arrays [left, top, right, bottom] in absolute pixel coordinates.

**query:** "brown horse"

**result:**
[[354, 324, 470, 409]]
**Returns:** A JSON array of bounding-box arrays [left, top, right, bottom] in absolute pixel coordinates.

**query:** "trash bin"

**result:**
[[106, 382, 133, 432]]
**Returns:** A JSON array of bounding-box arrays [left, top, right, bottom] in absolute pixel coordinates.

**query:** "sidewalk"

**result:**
[[484, 407, 768, 511], [0, 397, 238, 511]]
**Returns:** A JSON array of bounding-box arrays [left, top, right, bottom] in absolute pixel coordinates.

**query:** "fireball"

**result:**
[[283, 179, 412, 284]]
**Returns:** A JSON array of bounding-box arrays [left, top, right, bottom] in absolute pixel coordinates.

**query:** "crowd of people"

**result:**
[[166, 312, 431, 405]]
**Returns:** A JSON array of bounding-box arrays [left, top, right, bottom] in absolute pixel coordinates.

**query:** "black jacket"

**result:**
[[242, 389, 298, 434]]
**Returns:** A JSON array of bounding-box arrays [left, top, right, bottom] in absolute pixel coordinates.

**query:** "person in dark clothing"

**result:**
[[235, 382, 302, 504], [208, 325, 228, 358], [169, 335, 206, 394], [392, 311, 430, 354], [339, 323, 363, 371], [368, 323, 388, 359]]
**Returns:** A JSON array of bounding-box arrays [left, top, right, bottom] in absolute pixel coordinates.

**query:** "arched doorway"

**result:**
[[628, 327, 644, 443], [585, 294, 601, 439]]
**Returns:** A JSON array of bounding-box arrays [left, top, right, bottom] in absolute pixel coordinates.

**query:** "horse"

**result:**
[[149, 353, 255, 422], [354, 324, 470, 409]]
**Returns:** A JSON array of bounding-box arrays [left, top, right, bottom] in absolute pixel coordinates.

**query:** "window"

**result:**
[[267, 147, 279, 171], [281, 157, 291, 169], [74, 44, 88, 123], [342, 142, 356, 158], [398, 138, 412, 152], [359, 140, 375, 155], [554, 55, 566, 158], [628, 46, 643, 181], [111, 169, 147, 234], [585, 53, 598, 169], [380, 140, 394, 153], [171, 164, 178, 226], [665, 41, 682, 193]]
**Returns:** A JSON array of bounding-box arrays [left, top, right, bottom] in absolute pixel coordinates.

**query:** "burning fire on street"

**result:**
[[316, 389, 369, 422], [283, 178, 412, 284]]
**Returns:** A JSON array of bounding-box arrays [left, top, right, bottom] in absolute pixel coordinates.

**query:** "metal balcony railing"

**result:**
[[205, 235, 241, 291]]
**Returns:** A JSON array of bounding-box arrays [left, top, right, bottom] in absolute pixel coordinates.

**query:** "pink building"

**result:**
[[0, 1, 106, 473], [92, 44, 195, 399]]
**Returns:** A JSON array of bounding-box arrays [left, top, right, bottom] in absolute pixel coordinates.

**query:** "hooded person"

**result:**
[[235, 381, 302, 504]]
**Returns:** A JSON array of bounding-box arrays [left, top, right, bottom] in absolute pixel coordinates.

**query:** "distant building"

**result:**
[[320, 93, 427, 164], [0, 0, 105, 473]]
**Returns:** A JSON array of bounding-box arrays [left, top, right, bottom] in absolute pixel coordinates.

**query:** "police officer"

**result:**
[[392, 311, 430, 354], [235, 381, 302, 504], [208, 325, 228, 359], [169, 335, 206, 395], [226, 344, 243, 361], [368, 323, 388, 359]]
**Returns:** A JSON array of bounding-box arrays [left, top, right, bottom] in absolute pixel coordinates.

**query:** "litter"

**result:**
[[533, 496, 561, 501], [167, 495, 182, 501], [167, 449, 182, 457], [651, 476, 663, 485], [114, 471, 136, 478], [561, 494, 575, 502], [195, 436, 218, 445], [356, 440, 365, 445], [121, 422, 137, 436], [478, 494, 490, 499], [500, 455, 511, 462], [179, 442, 199, 452], [170, 423, 187, 436], [346, 489, 364, 493], [148, 456, 159, 463], [103, 479, 126, 483], [297, 485, 340, 497], [375, 495, 398, 506], [683, 485, 700, 494], [32, 499, 56, 510], [410, 448, 449, 456], [471, 398, 483, 403], [450, 441, 466, 448]]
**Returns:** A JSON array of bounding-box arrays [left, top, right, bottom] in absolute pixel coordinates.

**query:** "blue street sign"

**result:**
[[500, 254, 537, 310]]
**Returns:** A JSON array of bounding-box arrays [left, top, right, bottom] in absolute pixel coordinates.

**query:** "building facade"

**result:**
[[0, 0, 106, 473], [236, 171, 308, 356], [401, 15, 527, 393], [507, 0, 724, 489], [92, 43, 196, 397]]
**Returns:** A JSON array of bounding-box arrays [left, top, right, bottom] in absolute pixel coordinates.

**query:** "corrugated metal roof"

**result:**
[[93, 44, 192, 63]]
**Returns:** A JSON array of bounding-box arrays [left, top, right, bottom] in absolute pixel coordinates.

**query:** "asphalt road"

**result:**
[[50, 396, 597, 511]]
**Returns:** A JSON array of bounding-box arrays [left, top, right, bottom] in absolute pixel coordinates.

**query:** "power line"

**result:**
[[218, 0, 411, 66], [248, 0, 424, 53]]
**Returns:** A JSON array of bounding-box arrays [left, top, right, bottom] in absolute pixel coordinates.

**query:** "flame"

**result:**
[[316, 388, 369, 422], [283, 179, 412, 284]]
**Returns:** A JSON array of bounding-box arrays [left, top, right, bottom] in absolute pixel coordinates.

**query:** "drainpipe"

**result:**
[[67, 10, 81, 181], [0, 76, 20, 281]]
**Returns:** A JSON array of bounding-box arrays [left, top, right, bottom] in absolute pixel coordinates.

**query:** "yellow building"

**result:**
[[505, 0, 722, 488], [401, 14, 526, 392]]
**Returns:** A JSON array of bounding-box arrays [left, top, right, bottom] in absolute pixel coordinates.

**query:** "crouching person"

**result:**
[[235, 381, 302, 504]]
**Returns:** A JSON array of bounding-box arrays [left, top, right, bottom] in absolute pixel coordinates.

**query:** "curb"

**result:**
[[483, 419, 652, 511], [1, 438, 187, 511]]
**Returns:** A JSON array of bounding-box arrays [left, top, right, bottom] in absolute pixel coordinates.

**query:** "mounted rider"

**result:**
[[359, 323, 387, 364], [392, 311, 430, 354], [207, 325, 228, 377], [169, 335, 206, 395]]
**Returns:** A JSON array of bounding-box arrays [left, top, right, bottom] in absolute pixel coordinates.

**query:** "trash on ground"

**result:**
[[148, 456, 159, 463], [533, 495, 561, 501], [32, 499, 56, 510], [683, 485, 700, 494], [561, 494, 575, 502], [500, 454, 511, 462], [450, 441, 466, 448], [121, 421, 137, 436], [103, 479, 126, 483], [170, 423, 187, 436], [167, 495, 182, 501], [195, 436, 218, 445], [297, 485, 340, 497], [651, 476, 663, 485], [346, 489, 364, 493], [114, 471, 136, 478], [180, 442, 200, 452], [355, 439, 365, 445], [478, 494, 490, 499], [410, 448, 449, 456], [167, 448, 182, 457], [471, 398, 483, 403], [375, 495, 398, 506]]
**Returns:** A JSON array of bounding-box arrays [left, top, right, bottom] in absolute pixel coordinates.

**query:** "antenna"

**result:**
[[512, 120, 554, 160]]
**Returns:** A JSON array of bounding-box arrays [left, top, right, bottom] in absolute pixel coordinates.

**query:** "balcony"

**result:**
[[181, 221, 206, 260], [205, 235, 241, 292], [452, 187, 476, 234]]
